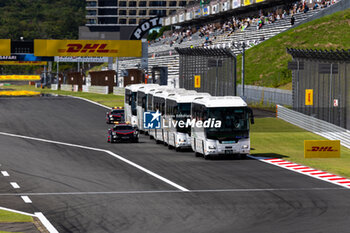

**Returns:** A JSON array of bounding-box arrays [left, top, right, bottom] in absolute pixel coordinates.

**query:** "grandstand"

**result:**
[[115, 0, 342, 87]]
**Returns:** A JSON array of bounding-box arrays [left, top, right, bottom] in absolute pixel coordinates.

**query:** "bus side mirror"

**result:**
[[248, 108, 254, 124]]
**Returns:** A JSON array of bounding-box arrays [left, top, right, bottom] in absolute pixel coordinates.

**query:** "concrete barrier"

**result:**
[[82, 85, 108, 94], [61, 84, 73, 91], [113, 87, 125, 96], [51, 84, 58, 90]]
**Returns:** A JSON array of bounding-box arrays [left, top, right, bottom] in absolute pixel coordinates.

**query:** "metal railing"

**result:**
[[277, 105, 350, 149], [238, 84, 292, 106]]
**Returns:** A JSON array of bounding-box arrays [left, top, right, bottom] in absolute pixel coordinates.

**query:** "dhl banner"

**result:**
[[0, 61, 47, 66], [194, 75, 201, 88], [304, 140, 341, 158], [34, 40, 142, 57], [0, 39, 11, 56], [0, 75, 41, 80]]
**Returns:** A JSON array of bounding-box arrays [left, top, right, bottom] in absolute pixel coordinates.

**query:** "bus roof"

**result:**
[[193, 96, 247, 108], [137, 84, 160, 94], [125, 84, 146, 92], [167, 92, 211, 103], [153, 88, 182, 98]]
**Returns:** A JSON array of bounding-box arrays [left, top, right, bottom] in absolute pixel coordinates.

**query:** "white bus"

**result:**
[[151, 88, 191, 142], [124, 84, 144, 127], [136, 84, 159, 132], [165, 93, 210, 151], [145, 86, 174, 137], [191, 96, 254, 159]]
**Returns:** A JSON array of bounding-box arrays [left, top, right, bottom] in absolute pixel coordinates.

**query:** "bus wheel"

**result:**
[[175, 147, 181, 152], [204, 153, 211, 160], [195, 152, 201, 157]]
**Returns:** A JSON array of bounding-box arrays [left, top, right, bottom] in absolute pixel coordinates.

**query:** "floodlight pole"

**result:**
[[232, 41, 246, 97], [56, 61, 59, 84], [241, 42, 246, 97]]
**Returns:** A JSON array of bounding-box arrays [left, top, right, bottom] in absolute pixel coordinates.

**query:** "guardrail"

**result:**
[[61, 84, 73, 92], [113, 87, 125, 96], [238, 84, 292, 106], [82, 85, 108, 94], [277, 105, 350, 149], [51, 84, 58, 90]]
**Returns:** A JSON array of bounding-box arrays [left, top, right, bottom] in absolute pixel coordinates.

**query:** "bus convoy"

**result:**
[[122, 84, 254, 159]]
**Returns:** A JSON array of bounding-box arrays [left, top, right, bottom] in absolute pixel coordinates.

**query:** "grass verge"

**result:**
[[0, 210, 33, 223], [7, 85, 124, 108], [251, 118, 350, 178]]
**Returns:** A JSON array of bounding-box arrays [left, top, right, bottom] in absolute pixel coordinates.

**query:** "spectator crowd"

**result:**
[[149, 0, 338, 47]]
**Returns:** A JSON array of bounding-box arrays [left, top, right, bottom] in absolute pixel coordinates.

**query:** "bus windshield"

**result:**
[[131, 92, 137, 116], [205, 107, 249, 141], [176, 103, 191, 134]]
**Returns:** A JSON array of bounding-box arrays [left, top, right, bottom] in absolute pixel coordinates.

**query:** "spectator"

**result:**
[[291, 14, 295, 26]]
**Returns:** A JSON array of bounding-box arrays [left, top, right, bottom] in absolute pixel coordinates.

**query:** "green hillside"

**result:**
[[237, 8, 350, 89], [0, 0, 85, 40]]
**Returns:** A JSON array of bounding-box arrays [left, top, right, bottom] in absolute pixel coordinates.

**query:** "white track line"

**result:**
[[248, 155, 350, 189], [10, 182, 20, 189], [0, 131, 189, 192], [21, 196, 32, 203], [1, 171, 9, 176], [35, 212, 59, 233], [67, 95, 110, 109], [0, 187, 344, 196], [105, 151, 189, 192]]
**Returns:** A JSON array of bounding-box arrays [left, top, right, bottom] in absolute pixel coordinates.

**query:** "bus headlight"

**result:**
[[208, 145, 216, 149], [242, 145, 249, 149], [179, 139, 186, 142]]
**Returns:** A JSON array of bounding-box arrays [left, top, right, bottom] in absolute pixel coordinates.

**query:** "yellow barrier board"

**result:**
[[0, 39, 11, 56], [0, 61, 47, 66], [256, 0, 265, 2], [244, 0, 252, 6], [304, 140, 341, 158], [0, 75, 41, 80], [194, 75, 201, 88], [305, 89, 313, 106], [34, 39, 142, 57]]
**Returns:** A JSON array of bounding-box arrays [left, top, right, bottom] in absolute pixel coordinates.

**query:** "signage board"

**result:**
[[0, 39, 11, 56], [194, 75, 201, 88], [54, 56, 109, 63], [304, 140, 341, 158], [0, 61, 47, 65], [34, 40, 142, 57], [305, 89, 313, 106]]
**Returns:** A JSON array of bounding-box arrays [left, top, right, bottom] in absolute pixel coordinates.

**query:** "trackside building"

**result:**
[[287, 48, 350, 130]]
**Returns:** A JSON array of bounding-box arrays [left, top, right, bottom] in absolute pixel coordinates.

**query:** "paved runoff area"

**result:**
[[0, 96, 349, 232]]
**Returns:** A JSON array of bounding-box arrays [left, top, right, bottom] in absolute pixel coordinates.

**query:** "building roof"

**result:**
[[287, 48, 350, 61]]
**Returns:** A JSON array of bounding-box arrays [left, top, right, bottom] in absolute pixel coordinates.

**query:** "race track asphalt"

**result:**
[[0, 96, 349, 233]]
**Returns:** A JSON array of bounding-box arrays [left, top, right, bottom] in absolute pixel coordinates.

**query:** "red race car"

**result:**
[[106, 107, 124, 124], [107, 122, 139, 143]]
